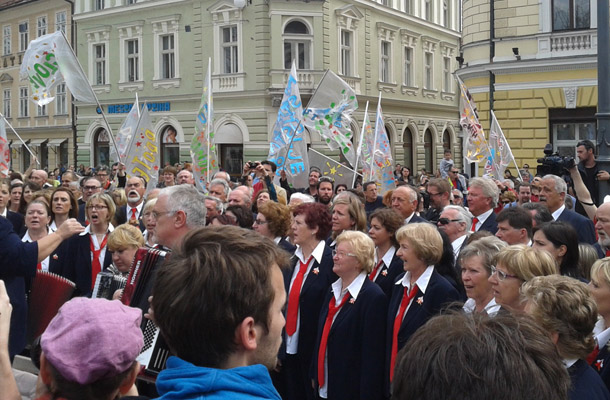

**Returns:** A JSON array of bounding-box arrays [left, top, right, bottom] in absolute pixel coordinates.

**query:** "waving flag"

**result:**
[[308, 148, 359, 188], [124, 104, 160, 192], [20, 31, 97, 106], [485, 110, 519, 180], [356, 102, 374, 179], [302, 70, 358, 167], [190, 58, 218, 190], [267, 61, 309, 189], [369, 95, 396, 194], [110, 97, 140, 164], [458, 77, 489, 164], [0, 119, 9, 177]]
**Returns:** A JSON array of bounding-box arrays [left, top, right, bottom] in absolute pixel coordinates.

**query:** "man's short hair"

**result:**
[[542, 174, 567, 195], [161, 185, 207, 227], [442, 205, 473, 229], [317, 176, 334, 190], [443, 149, 452, 155], [577, 139, 595, 153], [427, 178, 451, 195], [522, 202, 553, 225], [152, 226, 290, 368], [209, 178, 231, 198], [393, 312, 570, 400], [496, 207, 533, 238], [363, 181, 377, 192], [261, 160, 277, 173], [468, 177, 499, 207]]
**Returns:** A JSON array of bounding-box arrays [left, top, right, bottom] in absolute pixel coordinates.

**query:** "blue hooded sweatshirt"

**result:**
[[155, 356, 282, 400]]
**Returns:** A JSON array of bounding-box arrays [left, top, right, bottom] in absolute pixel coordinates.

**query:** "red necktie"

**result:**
[[37, 262, 42, 270], [587, 343, 600, 365], [390, 284, 419, 381], [369, 260, 384, 281], [90, 234, 108, 290], [130, 207, 137, 221], [471, 217, 479, 232], [317, 292, 351, 387], [606, 250, 610, 258], [286, 255, 313, 336]]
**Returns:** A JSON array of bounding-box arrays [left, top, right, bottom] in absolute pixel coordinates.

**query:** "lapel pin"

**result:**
[[416, 296, 424, 305], [313, 267, 319, 275], [349, 298, 355, 304], [381, 270, 388, 276], [52, 254, 58, 260]]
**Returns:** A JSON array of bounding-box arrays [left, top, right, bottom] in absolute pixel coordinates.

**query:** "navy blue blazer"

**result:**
[[407, 214, 428, 224], [558, 208, 597, 245], [278, 237, 296, 255], [385, 270, 461, 395], [373, 252, 404, 299], [114, 204, 146, 231], [282, 244, 336, 366], [77, 203, 87, 226], [592, 342, 610, 393], [477, 211, 498, 234], [6, 211, 24, 236], [63, 232, 113, 297], [569, 359, 610, 400], [0, 217, 37, 358], [312, 279, 387, 400]]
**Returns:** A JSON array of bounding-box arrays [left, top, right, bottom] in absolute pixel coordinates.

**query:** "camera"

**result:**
[[536, 144, 575, 177], [248, 161, 260, 170]]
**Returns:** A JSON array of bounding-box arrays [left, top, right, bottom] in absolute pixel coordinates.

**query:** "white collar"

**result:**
[[0, 208, 6, 217], [595, 319, 610, 348], [375, 246, 397, 267], [563, 359, 578, 369], [404, 212, 414, 224], [397, 265, 434, 294], [552, 204, 566, 221], [295, 240, 326, 264], [451, 235, 467, 254], [331, 271, 367, 302], [274, 237, 281, 244], [473, 208, 493, 225], [463, 297, 500, 316], [80, 223, 115, 236], [127, 201, 144, 213]]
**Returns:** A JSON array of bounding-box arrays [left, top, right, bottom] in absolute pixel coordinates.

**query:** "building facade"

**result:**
[[458, 0, 598, 173], [0, 0, 74, 172], [74, 0, 462, 180]]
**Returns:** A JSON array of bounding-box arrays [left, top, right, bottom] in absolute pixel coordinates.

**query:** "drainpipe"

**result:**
[[597, 0, 610, 202], [63, 0, 78, 167]]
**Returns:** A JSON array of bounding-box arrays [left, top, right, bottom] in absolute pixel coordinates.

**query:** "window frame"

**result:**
[[2, 25, 10, 56], [55, 83, 67, 115], [403, 46, 414, 87], [442, 56, 451, 93], [55, 11, 66, 33], [37, 16, 47, 38], [19, 87, 29, 118], [424, 51, 434, 90], [160, 34, 176, 79], [380, 40, 392, 83], [221, 25, 239, 74], [18, 21, 28, 52], [2, 89, 11, 119], [283, 19, 313, 70], [340, 29, 353, 77], [552, 0, 590, 31], [152, 16, 180, 84], [94, 43, 106, 85]]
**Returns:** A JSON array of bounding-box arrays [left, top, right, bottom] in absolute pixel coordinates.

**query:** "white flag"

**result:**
[[110, 98, 140, 164], [0, 119, 9, 178], [124, 104, 160, 192], [20, 31, 97, 106]]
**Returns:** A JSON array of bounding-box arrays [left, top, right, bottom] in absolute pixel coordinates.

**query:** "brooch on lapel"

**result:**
[[596, 359, 604, 371], [313, 267, 320, 275], [52, 254, 58, 260], [349, 298, 355, 304], [381, 270, 388, 276], [416, 297, 424, 305]]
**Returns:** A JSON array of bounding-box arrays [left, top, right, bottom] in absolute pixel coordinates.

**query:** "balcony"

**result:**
[[269, 69, 360, 96], [538, 29, 597, 59]]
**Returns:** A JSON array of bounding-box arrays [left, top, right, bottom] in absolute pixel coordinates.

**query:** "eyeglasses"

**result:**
[[450, 170, 459, 174], [83, 185, 101, 191], [332, 250, 357, 258], [428, 192, 442, 197], [86, 205, 108, 211], [152, 210, 173, 219], [490, 265, 520, 281], [254, 219, 268, 225], [96, 173, 108, 177], [437, 218, 462, 225]]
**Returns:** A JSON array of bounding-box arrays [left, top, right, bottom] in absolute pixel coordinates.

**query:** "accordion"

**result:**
[[92, 272, 127, 300], [121, 247, 170, 376]]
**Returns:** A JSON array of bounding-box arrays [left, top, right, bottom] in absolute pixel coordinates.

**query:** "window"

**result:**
[[37, 16, 47, 38], [424, 51, 433, 89], [552, 0, 590, 31], [55, 83, 66, 115], [37, 104, 47, 116], [424, 0, 432, 21], [381, 41, 391, 83], [160, 34, 175, 79], [127, 0, 137, 4], [402, 128, 413, 168], [283, 20, 311, 69], [340, 30, 352, 76], [424, 128, 433, 173], [19, 87, 28, 117], [550, 108, 596, 157], [222, 26, 238, 74], [3, 25, 10, 55], [94, 44, 106, 85], [95, 0, 105, 11], [19, 22, 28, 52], [161, 126, 180, 166], [2, 89, 10, 118], [94, 128, 110, 166], [126, 39, 139, 82], [443, 56, 451, 92], [404, 47, 413, 86], [405, 0, 411, 13], [55, 12, 66, 33]]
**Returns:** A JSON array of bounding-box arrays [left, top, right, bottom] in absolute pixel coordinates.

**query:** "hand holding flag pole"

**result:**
[[0, 112, 39, 165]]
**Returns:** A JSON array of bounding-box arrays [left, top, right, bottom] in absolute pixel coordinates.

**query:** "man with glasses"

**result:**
[[437, 205, 472, 270], [423, 178, 451, 224], [95, 165, 114, 192], [77, 176, 102, 225]]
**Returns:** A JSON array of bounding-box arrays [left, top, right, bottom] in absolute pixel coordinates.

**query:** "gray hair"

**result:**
[[209, 178, 231, 198], [459, 236, 508, 274], [443, 205, 473, 229], [542, 174, 567, 195], [161, 185, 207, 227], [204, 195, 224, 213], [289, 192, 315, 204], [469, 177, 500, 208]]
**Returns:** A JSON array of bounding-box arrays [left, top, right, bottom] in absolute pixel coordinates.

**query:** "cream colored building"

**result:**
[[458, 0, 598, 174], [72, 0, 462, 180], [0, 0, 74, 172]]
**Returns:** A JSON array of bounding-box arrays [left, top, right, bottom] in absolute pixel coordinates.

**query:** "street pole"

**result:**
[[597, 0, 610, 203]]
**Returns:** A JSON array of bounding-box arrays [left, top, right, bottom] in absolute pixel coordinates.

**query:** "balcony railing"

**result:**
[[538, 29, 596, 58]]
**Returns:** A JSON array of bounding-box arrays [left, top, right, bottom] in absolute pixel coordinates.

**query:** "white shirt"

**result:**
[[371, 246, 397, 282], [404, 212, 415, 224], [462, 297, 501, 317], [594, 319, 610, 349], [472, 208, 493, 231], [0, 208, 6, 217], [552, 204, 566, 221], [80, 223, 115, 269], [319, 272, 367, 398], [451, 235, 468, 261], [126, 201, 144, 221], [22, 230, 50, 271], [286, 240, 326, 355], [394, 266, 434, 321]]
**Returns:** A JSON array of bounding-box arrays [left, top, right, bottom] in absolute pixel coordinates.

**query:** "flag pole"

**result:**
[[59, 30, 120, 160], [206, 57, 212, 185], [370, 93, 382, 181], [353, 101, 369, 188], [0, 112, 39, 165]]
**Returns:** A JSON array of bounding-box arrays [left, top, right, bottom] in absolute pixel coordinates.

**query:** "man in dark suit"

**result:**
[[467, 177, 499, 234], [437, 205, 472, 273], [114, 175, 147, 230], [540, 174, 596, 245], [77, 177, 102, 225], [391, 186, 427, 224], [423, 178, 451, 224]]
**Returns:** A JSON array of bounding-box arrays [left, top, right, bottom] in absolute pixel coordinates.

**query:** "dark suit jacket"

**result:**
[[63, 233, 113, 297], [373, 251, 404, 299], [593, 342, 610, 393], [77, 203, 87, 226], [407, 214, 428, 224], [312, 279, 387, 400], [278, 237, 296, 255], [114, 203, 146, 231], [6, 210, 25, 236], [569, 359, 610, 400], [477, 211, 498, 234], [385, 270, 461, 396], [558, 208, 597, 245], [0, 217, 37, 358]]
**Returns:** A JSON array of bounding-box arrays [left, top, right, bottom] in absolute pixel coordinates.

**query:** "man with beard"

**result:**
[[114, 176, 147, 230], [423, 178, 451, 224], [595, 202, 610, 257], [317, 177, 334, 206]]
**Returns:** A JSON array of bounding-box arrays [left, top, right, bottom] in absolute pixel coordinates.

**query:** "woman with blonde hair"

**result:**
[[312, 231, 386, 399], [488, 245, 558, 313], [107, 224, 145, 276], [588, 258, 610, 390], [141, 198, 158, 248], [329, 192, 366, 248], [386, 223, 461, 390]]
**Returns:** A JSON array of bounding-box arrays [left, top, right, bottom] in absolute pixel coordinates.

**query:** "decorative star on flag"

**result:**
[[136, 141, 142, 147]]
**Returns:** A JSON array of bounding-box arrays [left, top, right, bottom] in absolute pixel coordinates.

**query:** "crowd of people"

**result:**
[[1, 138, 610, 399]]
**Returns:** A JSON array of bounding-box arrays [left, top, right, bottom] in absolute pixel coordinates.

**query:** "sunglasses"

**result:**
[[437, 218, 461, 225]]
